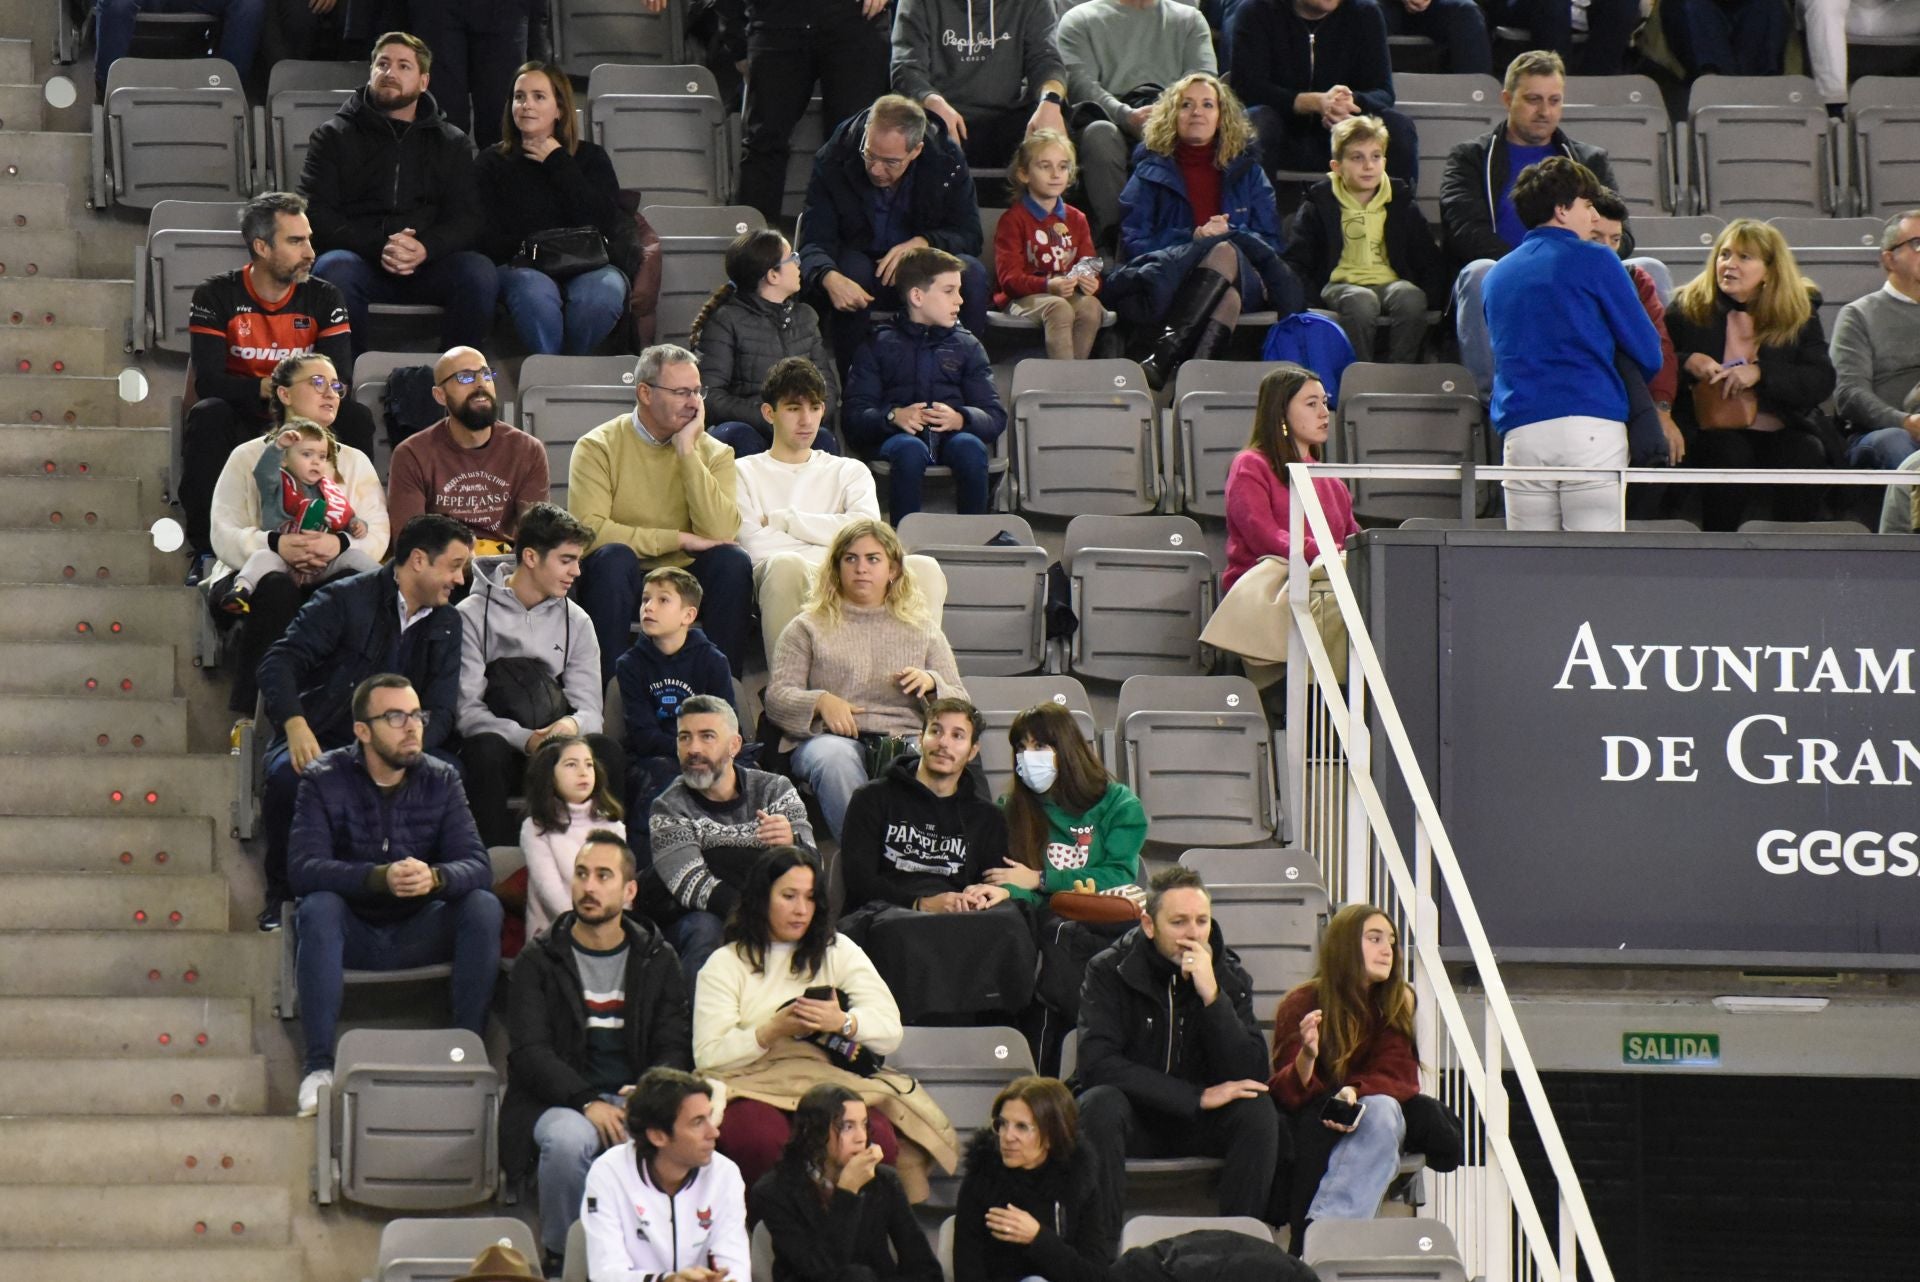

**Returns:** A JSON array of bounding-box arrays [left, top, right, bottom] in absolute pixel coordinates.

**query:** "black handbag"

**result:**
[[479, 594, 574, 729], [514, 225, 610, 281]]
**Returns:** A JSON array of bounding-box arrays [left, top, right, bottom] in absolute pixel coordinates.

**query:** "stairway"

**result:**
[[0, 27, 374, 1282]]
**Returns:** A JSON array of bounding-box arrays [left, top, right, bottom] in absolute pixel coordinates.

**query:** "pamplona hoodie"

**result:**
[[890, 0, 1067, 122]]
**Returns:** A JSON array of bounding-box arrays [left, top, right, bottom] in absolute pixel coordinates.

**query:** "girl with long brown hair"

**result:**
[[1223, 363, 1355, 593]]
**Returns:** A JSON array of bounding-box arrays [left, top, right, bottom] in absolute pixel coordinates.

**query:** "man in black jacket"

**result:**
[[1439, 50, 1630, 394], [1227, 0, 1418, 182], [300, 31, 496, 355], [797, 95, 988, 363], [1075, 866, 1281, 1225], [255, 513, 473, 931], [502, 830, 692, 1274]]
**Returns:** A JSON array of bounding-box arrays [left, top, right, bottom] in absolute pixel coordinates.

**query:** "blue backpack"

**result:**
[[1259, 313, 1357, 407]]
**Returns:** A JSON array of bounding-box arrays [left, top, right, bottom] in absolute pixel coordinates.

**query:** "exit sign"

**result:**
[[1623, 1032, 1720, 1067]]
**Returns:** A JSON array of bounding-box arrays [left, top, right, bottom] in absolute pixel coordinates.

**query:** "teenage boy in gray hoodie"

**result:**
[[455, 502, 624, 846], [889, 0, 1070, 166]]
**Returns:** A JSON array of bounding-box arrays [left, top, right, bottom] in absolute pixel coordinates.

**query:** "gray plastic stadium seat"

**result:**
[[264, 60, 359, 189], [1770, 215, 1893, 335], [889, 1025, 1035, 1206], [897, 513, 1049, 675], [1738, 518, 1871, 534], [1174, 360, 1283, 519], [556, 1, 683, 77], [750, 1221, 774, 1282], [1062, 514, 1216, 681], [1303, 1217, 1469, 1282], [98, 57, 251, 208], [518, 353, 641, 505], [1688, 75, 1836, 218], [315, 1028, 500, 1210], [348, 352, 522, 484], [641, 204, 767, 345], [1009, 358, 1160, 516], [1627, 215, 1726, 298], [1178, 848, 1328, 1024], [1337, 362, 1486, 525], [1396, 516, 1507, 530], [1116, 675, 1278, 849], [139, 199, 245, 354], [960, 674, 1099, 800], [591, 66, 729, 203], [1391, 73, 1506, 225], [375, 1216, 539, 1282], [1121, 1215, 1273, 1251], [937, 1218, 956, 1278], [1177, 846, 1323, 893], [1561, 75, 1675, 215], [1847, 77, 1920, 218], [1625, 517, 1701, 532], [981, 207, 1118, 347], [562, 1219, 588, 1281]]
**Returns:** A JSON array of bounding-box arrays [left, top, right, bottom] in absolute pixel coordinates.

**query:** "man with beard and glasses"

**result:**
[[388, 346, 550, 557], [300, 31, 496, 356], [641, 695, 815, 988], [287, 673, 502, 1118], [501, 831, 692, 1275]]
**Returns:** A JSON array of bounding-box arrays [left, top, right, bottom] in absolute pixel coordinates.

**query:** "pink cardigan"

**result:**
[[1223, 450, 1358, 592]]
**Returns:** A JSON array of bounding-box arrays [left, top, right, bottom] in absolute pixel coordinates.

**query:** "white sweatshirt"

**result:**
[[581, 1142, 751, 1282], [692, 937, 905, 1072], [734, 451, 880, 566]]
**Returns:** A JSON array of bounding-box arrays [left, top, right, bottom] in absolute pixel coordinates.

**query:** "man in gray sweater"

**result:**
[[1057, 0, 1216, 236], [890, 0, 1069, 166], [1834, 210, 1920, 473]]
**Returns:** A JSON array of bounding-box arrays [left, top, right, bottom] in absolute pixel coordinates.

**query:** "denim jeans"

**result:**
[[95, 0, 265, 85], [312, 248, 500, 357], [574, 542, 754, 681], [1308, 1093, 1407, 1221], [294, 887, 504, 1072], [707, 421, 840, 458], [534, 1095, 622, 1255], [669, 909, 727, 992], [789, 733, 867, 839], [498, 265, 628, 356], [1848, 425, 1919, 470], [875, 430, 991, 520]]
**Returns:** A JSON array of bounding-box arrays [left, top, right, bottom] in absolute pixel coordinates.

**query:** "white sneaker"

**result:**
[[297, 1069, 333, 1118]]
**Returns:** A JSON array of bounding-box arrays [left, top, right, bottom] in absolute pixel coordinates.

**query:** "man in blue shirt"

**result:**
[[1482, 157, 1662, 532]]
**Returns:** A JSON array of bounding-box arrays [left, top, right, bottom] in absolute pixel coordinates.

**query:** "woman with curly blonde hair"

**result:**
[[1106, 72, 1302, 389], [764, 519, 965, 839], [1668, 218, 1836, 530]]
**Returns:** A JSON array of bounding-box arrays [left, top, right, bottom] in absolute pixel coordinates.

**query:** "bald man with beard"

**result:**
[[386, 345, 551, 556]]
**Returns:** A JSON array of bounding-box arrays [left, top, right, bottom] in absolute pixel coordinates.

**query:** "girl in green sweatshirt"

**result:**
[[982, 702, 1147, 905]]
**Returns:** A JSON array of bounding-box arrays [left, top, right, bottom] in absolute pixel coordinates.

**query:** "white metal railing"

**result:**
[[1277, 461, 1912, 1282]]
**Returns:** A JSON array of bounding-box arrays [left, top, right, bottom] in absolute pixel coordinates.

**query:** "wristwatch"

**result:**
[[840, 1013, 855, 1038], [1040, 90, 1066, 109], [885, 406, 898, 425]]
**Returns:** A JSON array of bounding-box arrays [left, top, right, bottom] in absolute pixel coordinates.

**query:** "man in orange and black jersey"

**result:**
[[180, 192, 375, 582]]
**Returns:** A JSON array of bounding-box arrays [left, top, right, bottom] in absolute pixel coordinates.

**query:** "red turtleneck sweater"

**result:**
[[1176, 142, 1223, 225]]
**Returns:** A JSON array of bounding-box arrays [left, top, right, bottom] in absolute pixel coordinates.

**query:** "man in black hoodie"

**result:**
[[300, 31, 497, 355], [1075, 866, 1281, 1226], [502, 830, 692, 1275]]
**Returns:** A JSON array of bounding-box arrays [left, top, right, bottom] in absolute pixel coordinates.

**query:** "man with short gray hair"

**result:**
[[568, 345, 751, 681], [1834, 210, 1920, 477]]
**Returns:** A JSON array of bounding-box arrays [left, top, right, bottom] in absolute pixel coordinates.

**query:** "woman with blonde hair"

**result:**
[[1106, 72, 1301, 388], [764, 519, 965, 839], [1270, 903, 1462, 1243], [1668, 218, 1836, 530]]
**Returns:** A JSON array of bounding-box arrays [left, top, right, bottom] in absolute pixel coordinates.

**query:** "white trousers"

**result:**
[[1800, 0, 1920, 103], [1502, 415, 1627, 532]]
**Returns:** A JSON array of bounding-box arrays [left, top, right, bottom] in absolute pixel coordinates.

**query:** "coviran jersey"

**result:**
[[187, 265, 351, 382]]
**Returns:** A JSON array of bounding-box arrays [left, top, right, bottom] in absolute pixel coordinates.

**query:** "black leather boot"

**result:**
[[1135, 267, 1233, 390], [1191, 317, 1234, 363]]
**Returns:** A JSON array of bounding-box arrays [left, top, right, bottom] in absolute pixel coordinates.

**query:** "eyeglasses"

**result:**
[[778, 251, 800, 267], [861, 148, 911, 171], [437, 367, 495, 387], [1894, 237, 1920, 255], [992, 1117, 1039, 1138], [646, 383, 706, 401], [362, 709, 432, 729], [302, 375, 348, 394]]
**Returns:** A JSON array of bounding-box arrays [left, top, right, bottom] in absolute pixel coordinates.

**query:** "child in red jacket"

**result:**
[[993, 130, 1104, 360]]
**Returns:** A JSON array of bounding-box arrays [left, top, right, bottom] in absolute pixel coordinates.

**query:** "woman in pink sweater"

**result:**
[[1222, 363, 1357, 592]]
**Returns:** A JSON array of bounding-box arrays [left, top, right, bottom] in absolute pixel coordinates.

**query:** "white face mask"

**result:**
[[1016, 748, 1058, 793]]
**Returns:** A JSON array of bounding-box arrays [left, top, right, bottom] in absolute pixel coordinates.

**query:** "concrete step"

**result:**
[[0, 1116, 309, 1186], [0, 324, 116, 377], [0, 1053, 268, 1115], [0, 583, 203, 643], [0, 474, 150, 529], [0, 85, 49, 134], [0, 529, 178, 585], [0, 815, 216, 874], [0, 1183, 293, 1249], [0, 375, 171, 427], [0, 39, 33, 84], [0, 752, 236, 818], [0, 870, 227, 930], [0, 996, 253, 1056], [0, 132, 92, 197], [0, 423, 171, 502], [0, 641, 177, 696], [0, 694, 189, 751], [0, 181, 70, 230], [0, 229, 79, 278], [5, 277, 139, 332], [0, 930, 275, 998], [0, 1246, 306, 1282]]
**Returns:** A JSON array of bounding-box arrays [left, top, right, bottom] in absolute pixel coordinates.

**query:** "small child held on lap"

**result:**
[[221, 417, 376, 613], [993, 129, 1104, 361]]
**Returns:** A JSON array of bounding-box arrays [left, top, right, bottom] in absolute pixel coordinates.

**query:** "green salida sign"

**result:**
[[1623, 1032, 1721, 1067]]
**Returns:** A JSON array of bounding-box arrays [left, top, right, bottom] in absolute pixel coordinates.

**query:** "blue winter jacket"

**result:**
[[1106, 147, 1303, 325], [286, 744, 492, 924], [842, 316, 1008, 454]]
